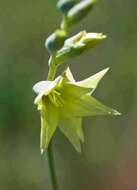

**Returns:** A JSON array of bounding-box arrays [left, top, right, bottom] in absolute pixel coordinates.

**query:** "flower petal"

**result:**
[[40, 102, 59, 153], [33, 81, 52, 94], [34, 76, 62, 105], [59, 82, 91, 99], [60, 95, 121, 117], [33, 76, 61, 95], [75, 68, 109, 93], [63, 67, 75, 82], [59, 117, 82, 152], [76, 118, 84, 143]]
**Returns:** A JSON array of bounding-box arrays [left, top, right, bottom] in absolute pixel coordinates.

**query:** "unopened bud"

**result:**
[[67, 0, 96, 24], [80, 33, 107, 49], [65, 31, 86, 44], [45, 30, 68, 53], [55, 31, 106, 64], [57, 0, 76, 13]]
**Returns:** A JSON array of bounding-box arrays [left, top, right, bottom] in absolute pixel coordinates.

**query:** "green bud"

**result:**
[[65, 31, 86, 44], [67, 0, 96, 24], [57, 0, 76, 13], [80, 32, 107, 49], [55, 31, 106, 64], [45, 30, 68, 53]]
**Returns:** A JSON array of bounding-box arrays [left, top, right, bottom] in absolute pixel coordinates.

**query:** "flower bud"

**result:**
[[67, 0, 96, 24], [55, 31, 106, 64], [45, 30, 68, 53], [65, 31, 86, 44], [57, 0, 76, 13], [80, 32, 107, 49]]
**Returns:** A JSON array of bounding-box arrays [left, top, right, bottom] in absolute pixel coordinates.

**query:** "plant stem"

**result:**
[[46, 18, 68, 187], [48, 63, 57, 80], [47, 143, 58, 190], [48, 56, 57, 80], [47, 56, 58, 190]]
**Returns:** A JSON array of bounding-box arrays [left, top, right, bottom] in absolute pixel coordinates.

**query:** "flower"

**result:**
[[33, 67, 120, 153]]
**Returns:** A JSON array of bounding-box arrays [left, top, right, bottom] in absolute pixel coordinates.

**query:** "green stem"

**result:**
[[48, 62, 57, 80], [47, 143, 58, 190], [61, 15, 70, 33], [46, 15, 70, 189], [48, 56, 58, 80], [47, 56, 58, 190]]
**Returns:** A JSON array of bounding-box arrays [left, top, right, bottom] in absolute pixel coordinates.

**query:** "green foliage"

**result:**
[[33, 0, 120, 153]]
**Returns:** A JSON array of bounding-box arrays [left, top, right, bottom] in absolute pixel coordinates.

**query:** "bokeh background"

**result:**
[[0, 0, 137, 189]]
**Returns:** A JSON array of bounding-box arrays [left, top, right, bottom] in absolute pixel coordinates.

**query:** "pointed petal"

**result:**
[[75, 68, 109, 93], [76, 118, 84, 143], [40, 103, 59, 152], [60, 95, 121, 117], [60, 82, 91, 99], [64, 67, 75, 82], [59, 117, 82, 152]]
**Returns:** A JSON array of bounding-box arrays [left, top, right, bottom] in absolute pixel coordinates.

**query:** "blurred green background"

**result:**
[[0, 0, 137, 189]]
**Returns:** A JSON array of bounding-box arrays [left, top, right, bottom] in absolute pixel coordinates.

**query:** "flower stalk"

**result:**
[[47, 143, 58, 190], [47, 56, 58, 80]]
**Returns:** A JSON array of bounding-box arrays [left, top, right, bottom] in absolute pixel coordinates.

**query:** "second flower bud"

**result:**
[[45, 29, 68, 53]]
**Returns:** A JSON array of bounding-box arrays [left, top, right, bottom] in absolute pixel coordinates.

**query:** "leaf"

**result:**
[[59, 117, 82, 152], [40, 102, 59, 153], [60, 95, 121, 117]]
